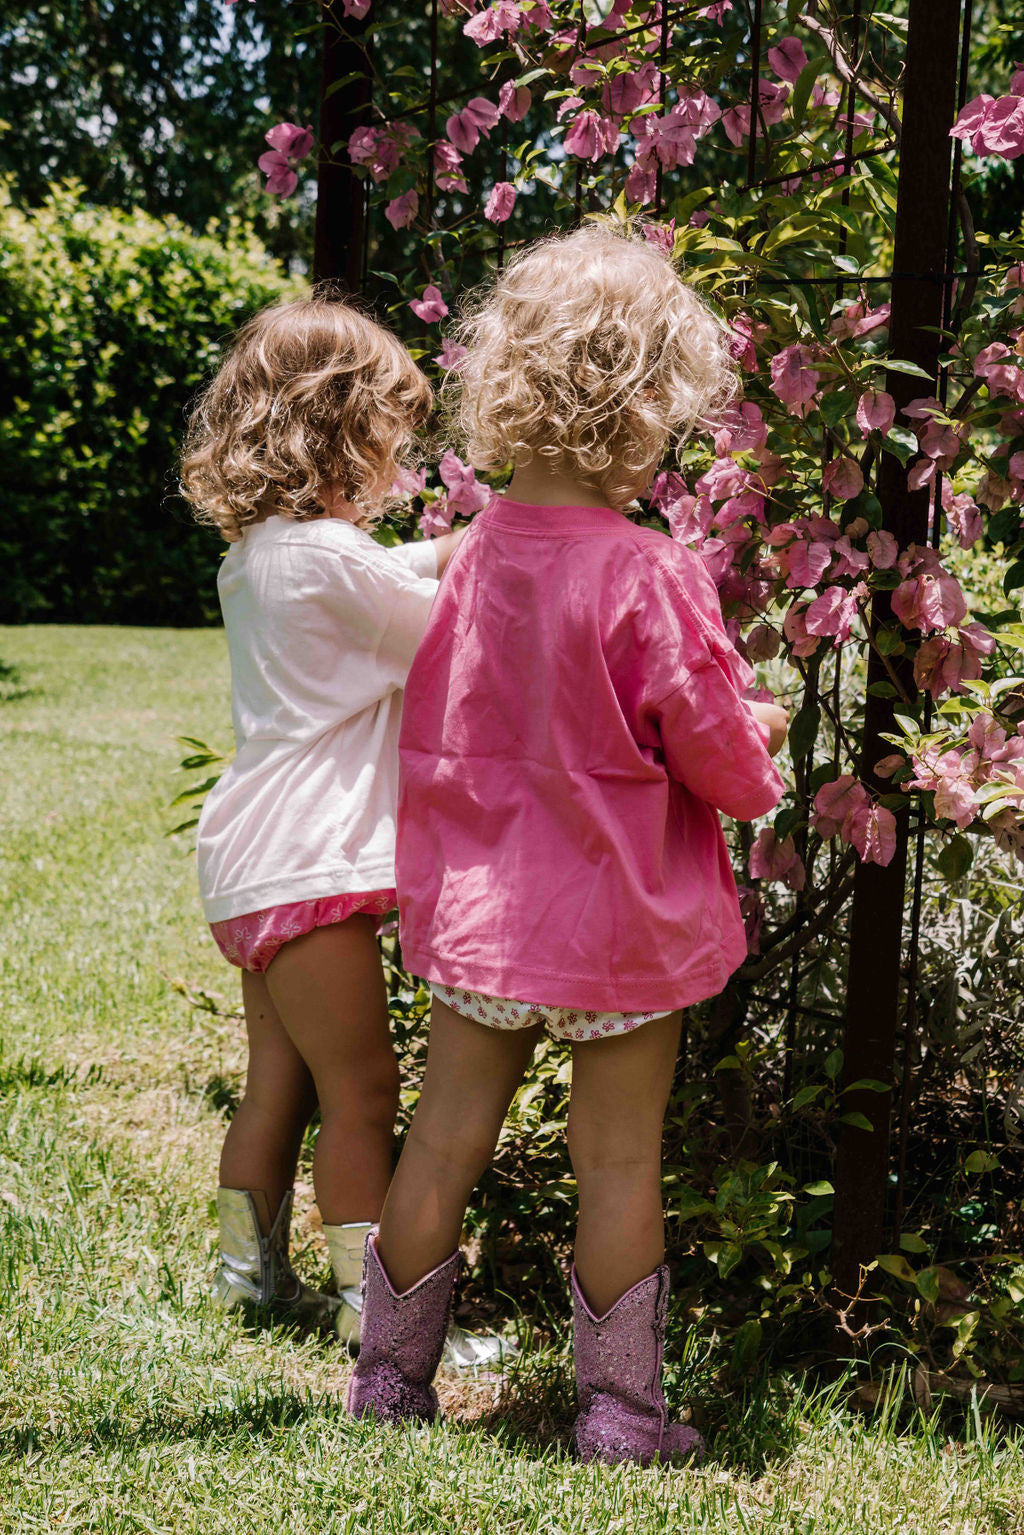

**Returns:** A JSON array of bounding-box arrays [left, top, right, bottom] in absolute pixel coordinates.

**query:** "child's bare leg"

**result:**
[[264, 916, 399, 1226], [377, 998, 541, 1294], [568, 1012, 683, 1317], [219, 971, 318, 1228]]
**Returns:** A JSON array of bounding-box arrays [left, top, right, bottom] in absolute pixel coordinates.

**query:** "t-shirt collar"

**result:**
[[482, 494, 629, 535]]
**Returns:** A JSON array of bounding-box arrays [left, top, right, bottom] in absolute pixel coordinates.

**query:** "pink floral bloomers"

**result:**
[[431, 984, 673, 1043], [211, 890, 396, 973]]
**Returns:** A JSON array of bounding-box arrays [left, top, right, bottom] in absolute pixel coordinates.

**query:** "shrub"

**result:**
[[0, 181, 303, 625]]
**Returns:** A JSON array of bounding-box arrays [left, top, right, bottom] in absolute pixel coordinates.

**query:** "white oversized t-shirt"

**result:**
[[196, 515, 438, 923]]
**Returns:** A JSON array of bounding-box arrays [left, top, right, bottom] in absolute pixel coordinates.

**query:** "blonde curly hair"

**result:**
[[181, 293, 431, 539], [446, 222, 737, 507]]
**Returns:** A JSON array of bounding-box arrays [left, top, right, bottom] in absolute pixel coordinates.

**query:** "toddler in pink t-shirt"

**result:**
[[348, 226, 787, 1462]]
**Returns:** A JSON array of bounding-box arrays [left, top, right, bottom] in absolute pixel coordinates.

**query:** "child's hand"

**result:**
[[746, 699, 788, 758]]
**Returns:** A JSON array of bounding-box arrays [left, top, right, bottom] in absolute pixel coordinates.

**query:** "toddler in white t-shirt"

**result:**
[[179, 296, 499, 1365]]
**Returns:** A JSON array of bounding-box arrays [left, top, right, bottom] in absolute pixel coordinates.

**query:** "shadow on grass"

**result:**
[[1, 1384, 339, 1458], [0, 659, 32, 705]]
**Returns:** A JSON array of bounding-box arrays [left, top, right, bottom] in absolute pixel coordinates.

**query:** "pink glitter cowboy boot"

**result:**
[[346, 1230, 462, 1426], [572, 1264, 705, 1467]]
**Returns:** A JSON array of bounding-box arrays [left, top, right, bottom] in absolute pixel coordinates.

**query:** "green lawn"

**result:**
[[1, 625, 1023, 1533]]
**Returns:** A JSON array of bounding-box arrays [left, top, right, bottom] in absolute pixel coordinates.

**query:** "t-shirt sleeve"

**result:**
[[634, 542, 785, 822], [320, 547, 438, 682], [383, 537, 439, 580]]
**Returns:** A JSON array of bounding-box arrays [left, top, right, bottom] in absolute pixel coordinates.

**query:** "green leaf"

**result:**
[[730, 1318, 763, 1373], [936, 834, 974, 882], [885, 358, 936, 381], [1003, 561, 1024, 597], [867, 680, 899, 698], [916, 1267, 942, 1305], [876, 1252, 917, 1284], [839, 1111, 875, 1132], [825, 1049, 844, 1081], [802, 1180, 835, 1198], [899, 1233, 929, 1254], [788, 701, 820, 762], [964, 1150, 1000, 1175], [793, 1084, 824, 1110], [843, 1079, 890, 1094]]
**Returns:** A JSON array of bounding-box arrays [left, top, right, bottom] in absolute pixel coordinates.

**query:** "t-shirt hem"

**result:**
[[202, 864, 397, 924], [402, 943, 738, 1014]]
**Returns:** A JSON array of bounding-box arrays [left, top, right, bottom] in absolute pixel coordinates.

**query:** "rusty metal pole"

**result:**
[[313, 3, 371, 287], [831, 0, 963, 1305]]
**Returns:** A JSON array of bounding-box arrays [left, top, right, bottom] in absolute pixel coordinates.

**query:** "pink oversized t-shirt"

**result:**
[[396, 496, 785, 1013]]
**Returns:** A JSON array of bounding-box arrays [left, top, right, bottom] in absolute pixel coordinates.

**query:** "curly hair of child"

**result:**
[[445, 221, 738, 508], [181, 292, 432, 539]]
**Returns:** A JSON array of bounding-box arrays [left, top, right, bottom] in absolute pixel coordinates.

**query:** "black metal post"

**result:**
[[313, 3, 371, 287], [831, 0, 964, 1305]]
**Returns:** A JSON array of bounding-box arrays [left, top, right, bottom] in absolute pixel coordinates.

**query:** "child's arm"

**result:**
[[746, 698, 788, 757], [431, 523, 469, 576], [634, 546, 786, 821]]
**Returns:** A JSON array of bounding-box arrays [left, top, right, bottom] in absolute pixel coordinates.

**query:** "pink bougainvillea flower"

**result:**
[[564, 110, 620, 161], [434, 140, 468, 193], [348, 122, 419, 183], [464, 0, 522, 44], [783, 533, 833, 590], [265, 122, 314, 159], [829, 535, 870, 580], [892, 559, 968, 634], [822, 457, 864, 501], [812, 775, 869, 839], [804, 583, 864, 645], [603, 64, 657, 118], [943, 487, 983, 548], [849, 802, 898, 866], [498, 80, 531, 121], [977, 470, 1012, 511], [856, 389, 895, 437], [767, 36, 809, 84], [642, 219, 675, 256], [830, 300, 890, 340], [419, 495, 455, 539], [392, 467, 427, 499], [409, 285, 448, 323], [696, 456, 749, 502], [700, 1, 733, 21], [914, 622, 995, 698], [438, 450, 490, 516], [950, 93, 995, 148], [385, 190, 419, 230], [783, 602, 822, 658], [484, 180, 517, 223], [769, 344, 820, 417], [722, 80, 789, 145], [973, 96, 1024, 159], [875, 754, 906, 779], [714, 401, 767, 456], [650, 472, 714, 545], [257, 150, 298, 198], [434, 339, 469, 372], [749, 827, 806, 891], [625, 159, 657, 205], [447, 97, 501, 153], [728, 313, 764, 372], [745, 623, 781, 662], [736, 884, 764, 955], [341, 0, 371, 15]]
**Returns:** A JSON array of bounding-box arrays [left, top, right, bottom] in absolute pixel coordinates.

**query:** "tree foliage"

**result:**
[[0, 180, 301, 625]]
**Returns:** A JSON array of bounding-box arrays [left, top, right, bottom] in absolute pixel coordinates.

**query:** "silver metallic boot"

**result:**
[[324, 1221, 516, 1368], [323, 1221, 370, 1347], [211, 1188, 341, 1328]]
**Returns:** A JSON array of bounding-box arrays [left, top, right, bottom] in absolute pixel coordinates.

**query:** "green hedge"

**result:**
[[0, 183, 303, 625]]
